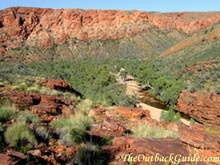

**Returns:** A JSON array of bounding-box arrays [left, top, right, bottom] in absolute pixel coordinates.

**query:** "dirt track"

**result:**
[[119, 72, 190, 125]]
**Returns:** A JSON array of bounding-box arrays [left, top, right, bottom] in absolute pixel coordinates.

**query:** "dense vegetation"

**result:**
[[155, 22, 220, 93], [1, 29, 219, 108], [0, 57, 187, 107]]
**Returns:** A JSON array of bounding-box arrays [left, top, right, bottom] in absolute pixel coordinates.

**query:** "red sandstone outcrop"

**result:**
[[178, 124, 220, 150], [107, 123, 220, 165], [0, 91, 41, 108], [177, 91, 220, 126], [0, 79, 77, 121], [42, 79, 73, 91], [111, 137, 191, 165], [0, 153, 19, 165], [0, 7, 220, 51], [113, 106, 154, 122], [0, 150, 27, 165], [1, 90, 76, 121]]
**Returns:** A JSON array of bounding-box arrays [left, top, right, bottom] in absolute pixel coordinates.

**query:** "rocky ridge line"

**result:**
[[0, 7, 220, 51]]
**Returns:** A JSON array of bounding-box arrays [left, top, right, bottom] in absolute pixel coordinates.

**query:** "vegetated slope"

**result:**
[[156, 21, 220, 93], [160, 20, 220, 57], [1, 7, 220, 62], [2, 28, 185, 63]]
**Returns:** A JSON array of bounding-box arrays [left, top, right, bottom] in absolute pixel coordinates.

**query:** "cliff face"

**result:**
[[177, 91, 220, 126], [0, 7, 220, 50]]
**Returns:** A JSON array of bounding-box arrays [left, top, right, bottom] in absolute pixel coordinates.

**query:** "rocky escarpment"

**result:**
[[177, 91, 220, 127], [0, 7, 220, 51]]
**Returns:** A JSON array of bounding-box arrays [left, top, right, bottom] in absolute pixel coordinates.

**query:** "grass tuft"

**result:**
[[51, 113, 91, 146], [76, 99, 94, 115], [35, 126, 50, 141], [76, 143, 109, 165], [0, 106, 16, 122], [16, 111, 41, 125], [5, 122, 37, 149], [130, 122, 179, 139], [11, 82, 28, 91]]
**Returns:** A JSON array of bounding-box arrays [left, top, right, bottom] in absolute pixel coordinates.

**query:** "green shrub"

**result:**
[[119, 70, 127, 80], [211, 74, 218, 82], [51, 114, 91, 146], [118, 95, 138, 107], [189, 118, 196, 125], [130, 122, 179, 139], [5, 122, 37, 151], [0, 107, 15, 122], [160, 106, 181, 122], [190, 85, 197, 93], [110, 65, 120, 73], [159, 81, 186, 105], [76, 143, 109, 165], [16, 111, 40, 125]]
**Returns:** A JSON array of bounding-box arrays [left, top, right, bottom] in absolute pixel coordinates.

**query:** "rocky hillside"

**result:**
[[0, 78, 220, 164], [1, 7, 220, 61]]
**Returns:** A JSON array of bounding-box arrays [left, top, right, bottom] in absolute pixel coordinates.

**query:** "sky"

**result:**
[[0, 0, 220, 12]]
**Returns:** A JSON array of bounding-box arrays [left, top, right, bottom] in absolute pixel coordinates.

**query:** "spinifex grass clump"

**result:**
[[130, 122, 179, 139], [0, 107, 15, 122], [16, 111, 41, 125], [11, 82, 28, 91], [76, 143, 109, 165], [5, 122, 37, 153], [35, 126, 50, 141], [51, 113, 91, 146], [76, 99, 94, 115]]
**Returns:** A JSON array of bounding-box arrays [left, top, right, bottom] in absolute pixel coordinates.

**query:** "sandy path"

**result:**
[[116, 71, 190, 125]]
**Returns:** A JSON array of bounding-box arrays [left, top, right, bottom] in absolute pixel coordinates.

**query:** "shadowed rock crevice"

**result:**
[[18, 17, 25, 26], [0, 21, 3, 28]]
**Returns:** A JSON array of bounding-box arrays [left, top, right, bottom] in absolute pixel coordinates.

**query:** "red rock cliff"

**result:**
[[177, 91, 220, 126], [0, 7, 220, 49]]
